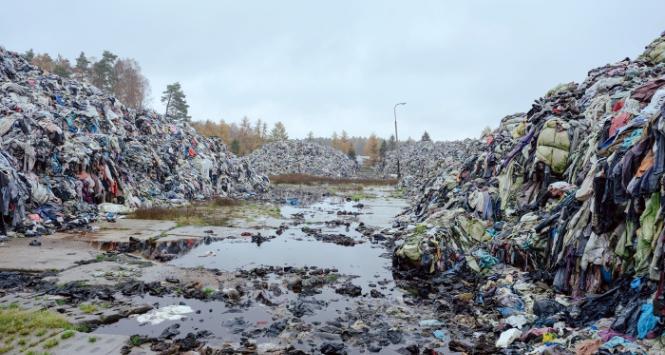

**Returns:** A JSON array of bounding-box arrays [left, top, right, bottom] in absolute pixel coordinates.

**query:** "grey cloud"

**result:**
[[1, 0, 664, 140]]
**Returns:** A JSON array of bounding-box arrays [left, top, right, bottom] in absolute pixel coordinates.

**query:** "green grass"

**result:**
[[129, 335, 143, 346], [350, 192, 378, 201], [74, 324, 91, 333], [78, 304, 97, 314], [0, 307, 71, 339], [325, 273, 340, 283], [414, 224, 427, 235], [42, 338, 58, 349], [129, 199, 281, 227], [60, 330, 75, 340], [88, 336, 97, 343], [202, 287, 216, 298]]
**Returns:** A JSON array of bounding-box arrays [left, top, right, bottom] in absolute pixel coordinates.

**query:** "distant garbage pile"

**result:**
[[246, 140, 358, 178], [0, 47, 268, 237], [375, 140, 480, 195], [393, 32, 665, 352]]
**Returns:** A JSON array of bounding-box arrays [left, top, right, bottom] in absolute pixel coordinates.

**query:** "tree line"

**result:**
[[192, 118, 287, 156], [23, 49, 150, 111]]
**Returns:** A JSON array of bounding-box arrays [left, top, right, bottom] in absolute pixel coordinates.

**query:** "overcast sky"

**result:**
[[1, 1, 664, 140]]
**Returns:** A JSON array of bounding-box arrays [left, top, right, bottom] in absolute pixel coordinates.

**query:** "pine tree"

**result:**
[[307, 131, 315, 140], [347, 146, 357, 161], [161, 82, 190, 121], [91, 50, 118, 93], [379, 140, 388, 159], [421, 131, 431, 142], [269, 121, 288, 141], [388, 135, 396, 150], [75, 52, 90, 74], [230, 139, 241, 155], [22, 49, 35, 62]]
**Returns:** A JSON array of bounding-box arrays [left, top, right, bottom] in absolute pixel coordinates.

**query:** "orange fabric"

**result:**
[[636, 150, 655, 178]]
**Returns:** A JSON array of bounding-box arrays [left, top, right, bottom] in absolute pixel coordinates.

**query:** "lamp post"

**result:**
[[393, 102, 406, 179]]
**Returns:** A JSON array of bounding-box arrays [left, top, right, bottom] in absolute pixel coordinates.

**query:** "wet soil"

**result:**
[[0, 185, 468, 354]]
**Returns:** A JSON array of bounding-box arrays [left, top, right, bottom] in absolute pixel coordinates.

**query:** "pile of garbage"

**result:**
[[246, 140, 358, 178], [393, 32, 665, 352], [375, 140, 481, 195], [0, 47, 269, 237]]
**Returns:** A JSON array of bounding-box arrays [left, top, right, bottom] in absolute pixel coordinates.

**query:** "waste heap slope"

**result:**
[[393, 32, 665, 351], [375, 139, 481, 196], [0, 47, 268, 236], [246, 140, 358, 178]]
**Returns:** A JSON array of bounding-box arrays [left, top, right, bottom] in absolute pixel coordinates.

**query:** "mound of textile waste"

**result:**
[[375, 140, 481, 195], [392, 32, 665, 352], [0, 47, 269, 237], [246, 140, 358, 178]]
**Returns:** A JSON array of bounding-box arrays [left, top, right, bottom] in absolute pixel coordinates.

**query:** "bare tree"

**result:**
[[113, 59, 150, 110]]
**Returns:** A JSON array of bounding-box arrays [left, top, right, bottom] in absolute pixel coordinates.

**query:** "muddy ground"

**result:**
[[0, 184, 486, 355]]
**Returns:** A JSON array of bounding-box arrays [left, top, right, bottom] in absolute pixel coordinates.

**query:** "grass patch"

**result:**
[[209, 197, 241, 207], [88, 336, 97, 343], [129, 199, 280, 227], [60, 330, 75, 340], [0, 307, 71, 341], [42, 338, 58, 349], [74, 324, 91, 333], [325, 273, 340, 283], [78, 304, 97, 314], [269, 173, 398, 186], [202, 287, 216, 298], [130, 206, 225, 226], [350, 192, 376, 202], [129, 335, 143, 346]]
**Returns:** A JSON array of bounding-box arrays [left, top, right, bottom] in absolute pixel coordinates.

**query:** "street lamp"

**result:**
[[393, 102, 406, 179]]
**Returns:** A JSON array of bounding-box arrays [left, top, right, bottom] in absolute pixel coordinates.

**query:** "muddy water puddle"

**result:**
[[96, 187, 417, 352], [172, 189, 407, 287]]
